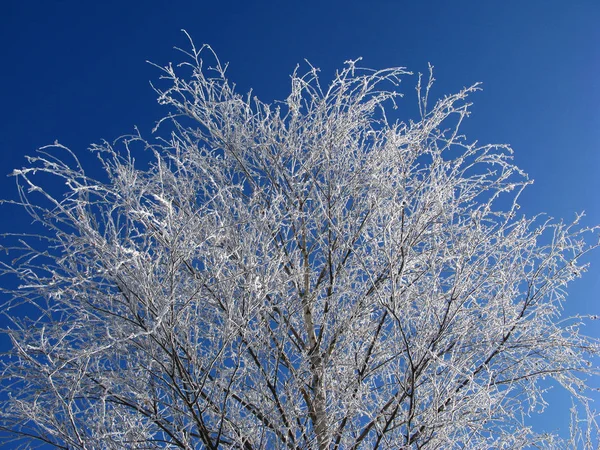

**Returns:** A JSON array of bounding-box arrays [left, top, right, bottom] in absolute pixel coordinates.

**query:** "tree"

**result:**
[[1, 39, 598, 449]]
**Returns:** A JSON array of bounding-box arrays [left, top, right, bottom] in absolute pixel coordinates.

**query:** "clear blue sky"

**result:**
[[1, 0, 599, 444]]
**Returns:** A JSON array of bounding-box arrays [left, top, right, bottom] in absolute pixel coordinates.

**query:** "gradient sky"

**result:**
[[1, 0, 599, 444]]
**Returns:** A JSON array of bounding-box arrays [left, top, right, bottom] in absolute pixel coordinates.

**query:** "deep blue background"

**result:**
[[1, 0, 598, 444]]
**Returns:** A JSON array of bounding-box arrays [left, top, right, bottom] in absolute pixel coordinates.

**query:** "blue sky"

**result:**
[[1, 0, 599, 444]]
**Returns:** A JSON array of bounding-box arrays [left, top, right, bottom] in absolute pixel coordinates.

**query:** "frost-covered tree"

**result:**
[[1, 39, 599, 449]]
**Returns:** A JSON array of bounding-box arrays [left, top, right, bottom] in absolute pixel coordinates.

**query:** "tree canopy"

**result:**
[[1, 40, 598, 449]]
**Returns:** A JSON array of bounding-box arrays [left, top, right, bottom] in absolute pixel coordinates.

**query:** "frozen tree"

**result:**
[[1, 39, 599, 449]]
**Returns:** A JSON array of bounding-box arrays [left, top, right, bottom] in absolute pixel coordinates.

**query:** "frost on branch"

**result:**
[[0, 40, 599, 449]]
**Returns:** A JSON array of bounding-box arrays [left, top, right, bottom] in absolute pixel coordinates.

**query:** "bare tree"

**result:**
[[1, 39, 598, 449]]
